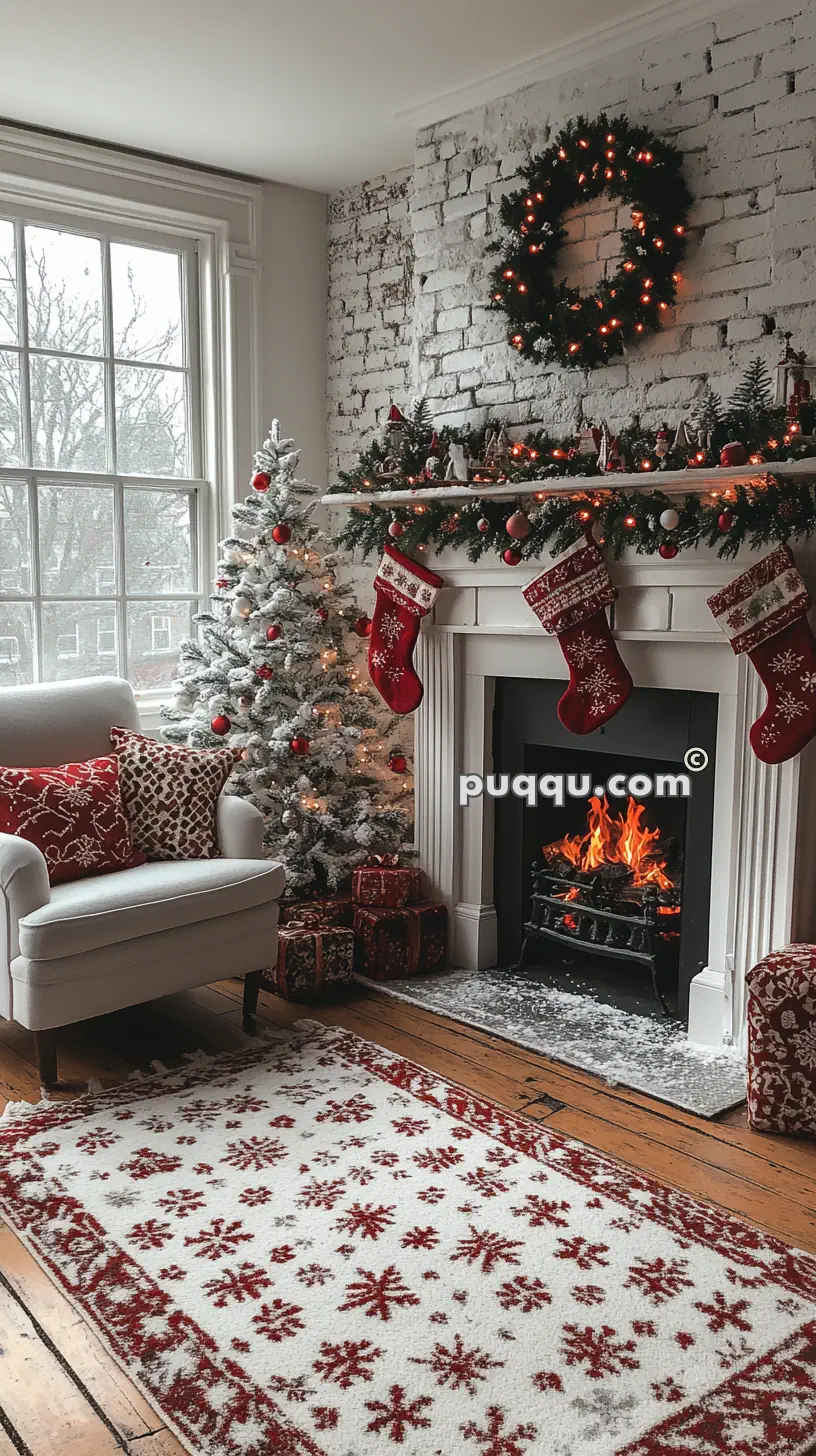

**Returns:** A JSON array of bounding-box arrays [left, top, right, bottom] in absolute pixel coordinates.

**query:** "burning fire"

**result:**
[[545, 795, 674, 892]]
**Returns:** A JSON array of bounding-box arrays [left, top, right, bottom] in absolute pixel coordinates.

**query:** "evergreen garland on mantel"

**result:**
[[331, 365, 816, 564]]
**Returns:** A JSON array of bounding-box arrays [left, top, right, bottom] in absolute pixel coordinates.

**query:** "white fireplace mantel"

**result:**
[[410, 540, 816, 1051]]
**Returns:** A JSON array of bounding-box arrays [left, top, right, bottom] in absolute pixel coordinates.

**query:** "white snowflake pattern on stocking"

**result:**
[[801, 671, 816, 693], [379, 611, 404, 647], [580, 665, 622, 717], [769, 647, 805, 675], [569, 632, 606, 669], [776, 690, 807, 723]]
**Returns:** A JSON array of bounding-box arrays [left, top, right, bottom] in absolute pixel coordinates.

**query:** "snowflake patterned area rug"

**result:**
[[1, 1024, 814, 1456], [362, 969, 748, 1119]]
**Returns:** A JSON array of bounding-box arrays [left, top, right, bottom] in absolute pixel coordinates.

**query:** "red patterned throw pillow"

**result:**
[[110, 726, 237, 861], [0, 756, 145, 885]]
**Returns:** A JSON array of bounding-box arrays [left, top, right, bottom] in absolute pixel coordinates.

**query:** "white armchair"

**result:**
[[0, 677, 285, 1088]]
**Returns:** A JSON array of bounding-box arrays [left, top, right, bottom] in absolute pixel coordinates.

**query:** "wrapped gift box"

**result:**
[[746, 943, 816, 1136], [353, 900, 447, 981], [352, 864, 423, 909], [279, 894, 353, 928], [269, 918, 354, 1002]]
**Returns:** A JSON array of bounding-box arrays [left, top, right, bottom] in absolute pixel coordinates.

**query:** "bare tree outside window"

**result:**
[[0, 219, 202, 691]]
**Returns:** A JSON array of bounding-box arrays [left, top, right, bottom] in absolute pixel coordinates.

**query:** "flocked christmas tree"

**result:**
[[162, 421, 410, 898]]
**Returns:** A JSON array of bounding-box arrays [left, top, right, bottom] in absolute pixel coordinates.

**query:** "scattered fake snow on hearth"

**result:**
[[361, 968, 746, 1118]]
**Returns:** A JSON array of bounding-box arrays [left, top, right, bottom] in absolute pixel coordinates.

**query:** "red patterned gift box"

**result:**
[[746, 942, 816, 1136], [352, 857, 423, 909], [279, 894, 353, 928], [353, 900, 448, 981], [268, 916, 354, 1002]]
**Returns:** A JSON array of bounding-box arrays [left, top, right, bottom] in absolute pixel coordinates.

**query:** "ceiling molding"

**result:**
[[394, 0, 746, 130]]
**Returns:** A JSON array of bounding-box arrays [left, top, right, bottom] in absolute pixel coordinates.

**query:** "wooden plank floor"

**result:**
[[0, 979, 814, 1455]]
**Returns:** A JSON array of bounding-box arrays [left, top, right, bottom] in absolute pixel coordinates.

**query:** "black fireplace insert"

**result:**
[[492, 678, 718, 1023]]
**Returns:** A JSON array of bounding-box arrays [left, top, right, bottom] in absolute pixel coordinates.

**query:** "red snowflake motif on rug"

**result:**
[[0, 1020, 813, 1456]]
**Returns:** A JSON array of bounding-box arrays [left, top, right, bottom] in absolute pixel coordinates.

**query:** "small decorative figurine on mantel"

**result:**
[[444, 440, 470, 481], [778, 332, 815, 437]]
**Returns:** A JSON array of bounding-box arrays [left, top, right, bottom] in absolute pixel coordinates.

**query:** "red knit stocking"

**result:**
[[368, 544, 443, 714], [523, 535, 633, 733], [708, 545, 816, 764]]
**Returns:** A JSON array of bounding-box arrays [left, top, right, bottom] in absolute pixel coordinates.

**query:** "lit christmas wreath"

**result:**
[[489, 113, 691, 370]]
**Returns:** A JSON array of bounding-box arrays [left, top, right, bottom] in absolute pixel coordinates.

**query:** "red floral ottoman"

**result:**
[[746, 944, 816, 1136]]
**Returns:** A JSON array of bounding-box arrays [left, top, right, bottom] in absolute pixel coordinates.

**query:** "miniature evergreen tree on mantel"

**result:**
[[162, 420, 410, 898]]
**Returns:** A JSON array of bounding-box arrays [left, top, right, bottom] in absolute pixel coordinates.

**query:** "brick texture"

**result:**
[[328, 0, 816, 473]]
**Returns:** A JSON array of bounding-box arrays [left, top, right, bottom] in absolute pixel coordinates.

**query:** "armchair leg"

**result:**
[[33, 1029, 58, 1090], [243, 971, 263, 1033]]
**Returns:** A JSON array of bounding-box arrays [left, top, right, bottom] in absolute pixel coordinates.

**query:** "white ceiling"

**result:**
[[0, 0, 719, 192]]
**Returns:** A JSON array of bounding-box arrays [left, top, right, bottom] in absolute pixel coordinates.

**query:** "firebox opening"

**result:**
[[492, 678, 717, 1026]]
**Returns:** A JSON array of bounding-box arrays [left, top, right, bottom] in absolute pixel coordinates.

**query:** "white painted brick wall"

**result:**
[[328, 0, 816, 471]]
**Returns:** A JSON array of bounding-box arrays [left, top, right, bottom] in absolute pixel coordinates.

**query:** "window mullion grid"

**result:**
[[15, 220, 33, 469], [114, 478, 128, 680], [101, 238, 117, 475], [28, 473, 43, 684]]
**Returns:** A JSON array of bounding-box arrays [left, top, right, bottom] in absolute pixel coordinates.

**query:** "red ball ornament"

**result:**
[[658, 541, 679, 560], [717, 509, 734, 532], [506, 510, 531, 540], [215, 577, 229, 589], [503, 548, 523, 566], [388, 519, 404, 538], [211, 714, 231, 735], [389, 753, 408, 774], [251, 471, 271, 492], [477, 517, 490, 534], [272, 523, 291, 544], [266, 623, 282, 641], [315, 606, 329, 622], [353, 614, 372, 637], [719, 441, 748, 468], [255, 663, 274, 680], [290, 735, 310, 756]]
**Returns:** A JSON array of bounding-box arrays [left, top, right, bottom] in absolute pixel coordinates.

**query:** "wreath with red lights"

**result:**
[[489, 113, 691, 370]]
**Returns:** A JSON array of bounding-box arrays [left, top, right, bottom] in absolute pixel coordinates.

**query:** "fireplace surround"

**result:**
[[411, 543, 816, 1049]]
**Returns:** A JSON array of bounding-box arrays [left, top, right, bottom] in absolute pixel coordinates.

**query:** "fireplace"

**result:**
[[491, 678, 717, 1023]]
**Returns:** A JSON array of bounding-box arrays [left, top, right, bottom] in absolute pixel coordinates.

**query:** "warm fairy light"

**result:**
[[610, 317, 620, 327], [674, 224, 685, 235], [750, 453, 764, 464], [568, 342, 581, 354], [512, 444, 522, 455], [536, 192, 543, 200], [768, 438, 779, 449], [641, 293, 651, 303], [558, 147, 567, 159], [605, 166, 615, 178], [606, 133, 615, 142], [695, 451, 705, 462], [654, 238, 664, 249], [578, 172, 587, 185], [623, 261, 635, 271], [577, 509, 593, 521], [494, 292, 503, 301], [640, 458, 652, 470], [624, 514, 637, 528], [635, 322, 645, 332], [659, 301, 668, 310], [525, 196, 533, 206], [579, 138, 589, 149], [513, 334, 523, 347], [529, 449, 538, 458], [606, 149, 615, 160], [570, 302, 582, 311], [518, 282, 527, 292], [503, 269, 515, 279], [600, 325, 609, 334], [672, 272, 682, 282], [413, 504, 427, 513], [552, 448, 567, 459], [529, 244, 538, 253], [644, 278, 654, 287], [535, 491, 546, 500], [526, 212, 535, 222]]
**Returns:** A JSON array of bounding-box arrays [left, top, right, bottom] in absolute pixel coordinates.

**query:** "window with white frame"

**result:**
[[0, 212, 205, 693]]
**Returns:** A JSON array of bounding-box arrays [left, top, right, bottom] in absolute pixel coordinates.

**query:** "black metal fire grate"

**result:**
[[513, 860, 680, 1017]]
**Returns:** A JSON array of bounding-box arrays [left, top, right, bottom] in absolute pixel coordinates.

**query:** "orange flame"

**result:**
[[544, 796, 674, 891]]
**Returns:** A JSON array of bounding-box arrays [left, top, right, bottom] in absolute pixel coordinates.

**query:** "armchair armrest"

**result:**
[[0, 835, 50, 1012], [217, 794, 265, 860]]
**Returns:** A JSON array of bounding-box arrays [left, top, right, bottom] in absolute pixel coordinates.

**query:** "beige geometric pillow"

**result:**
[[110, 726, 238, 861]]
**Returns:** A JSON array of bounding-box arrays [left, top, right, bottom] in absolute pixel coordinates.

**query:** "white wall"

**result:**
[[327, 0, 816, 472], [261, 182, 328, 489]]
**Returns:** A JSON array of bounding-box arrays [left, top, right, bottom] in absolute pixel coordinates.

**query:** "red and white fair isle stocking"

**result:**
[[523, 534, 633, 733], [708, 544, 816, 764], [368, 544, 443, 714]]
